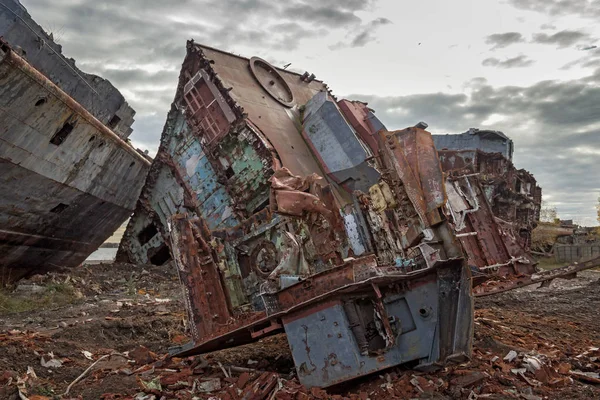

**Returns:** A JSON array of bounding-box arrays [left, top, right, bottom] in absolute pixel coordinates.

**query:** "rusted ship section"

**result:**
[[0, 1, 151, 282], [117, 39, 600, 386], [433, 129, 542, 251], [117, 42, 475, 387]]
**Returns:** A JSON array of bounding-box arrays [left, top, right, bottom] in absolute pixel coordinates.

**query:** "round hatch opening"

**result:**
[[249, 57, 295, 108]]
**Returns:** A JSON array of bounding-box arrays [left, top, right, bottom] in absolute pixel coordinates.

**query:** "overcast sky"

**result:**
[[22, 0, 600, 225]]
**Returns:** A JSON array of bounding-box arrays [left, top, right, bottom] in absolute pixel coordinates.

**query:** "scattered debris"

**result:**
[[0, 263, 598, 398]]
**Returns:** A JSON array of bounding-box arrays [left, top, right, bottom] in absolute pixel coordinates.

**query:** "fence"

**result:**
[[555, 244, 600, 263]]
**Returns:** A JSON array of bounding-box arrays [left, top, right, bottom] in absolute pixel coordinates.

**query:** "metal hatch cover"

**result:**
[[249, 56, 295, 108]]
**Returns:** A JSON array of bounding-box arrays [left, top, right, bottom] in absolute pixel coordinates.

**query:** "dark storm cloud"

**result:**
[[508, 0, 600, 19], [532, 30, 591, 48], [485, 32, 525, 50], [347, 68, 600, 223], [482, 55, 535, 68]]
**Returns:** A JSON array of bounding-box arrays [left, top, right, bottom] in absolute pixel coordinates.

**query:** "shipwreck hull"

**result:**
[[169, 215, 473, 388], [0, 41, 150, 282]]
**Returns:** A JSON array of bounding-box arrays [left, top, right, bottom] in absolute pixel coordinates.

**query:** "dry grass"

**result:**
[[0, 282, 82, 314]]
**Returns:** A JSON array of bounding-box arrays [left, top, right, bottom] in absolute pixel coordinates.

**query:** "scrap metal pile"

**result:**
[[114, 41, 600, 388]]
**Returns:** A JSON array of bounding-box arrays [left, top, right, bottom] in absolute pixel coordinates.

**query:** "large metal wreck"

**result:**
[[0, 0, 151, 282], [117, 41, 600, 388], [118, 42, 476, 387]]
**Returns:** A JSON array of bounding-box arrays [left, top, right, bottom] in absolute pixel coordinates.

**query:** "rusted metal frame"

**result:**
[[451, 174, 518, 274], [175, 257, 450, 357], [271, 259, 452, 319], [192, 45, 247, 122], [370, 282, 395, 348], [474, 255, 600, 296], [379, 130, 429, 227], [0, 40, 150, 166], [250, 320, 283, 339], [176, 270, 433, 357], [181, 49, 269, 220], [170, 215, 234, 342], [212, 208, 278, 243]]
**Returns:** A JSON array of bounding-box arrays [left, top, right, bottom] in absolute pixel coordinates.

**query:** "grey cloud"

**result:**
[[281, 4, 362, 27], [485, 32, 524, 49], [330, 17, 392, 50], [346, 69, 600, 223], [532, 30, 590, 48], [350, 32, 371, 48], [482, 55, 535, 68], [79, 66, 180, 89], [20, 0, 375, 154], [130, 112, 170, 155], [561, 47, 600, 69], [350, 18, 392, 47], [508, 0, 600, 19], [316, 0, 375, 10]]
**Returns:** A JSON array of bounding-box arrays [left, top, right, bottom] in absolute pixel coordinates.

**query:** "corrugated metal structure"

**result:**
[[0, 0, 150, 283]]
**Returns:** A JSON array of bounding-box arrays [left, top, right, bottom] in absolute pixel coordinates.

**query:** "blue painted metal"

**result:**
[[282, 260, 473, 388], [302, 92, 380, 192], [432, 128, 514, 160], [283, 283, 438, 388]]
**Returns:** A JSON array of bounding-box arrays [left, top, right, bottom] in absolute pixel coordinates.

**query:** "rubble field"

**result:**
[[1, 263, 599, 400]]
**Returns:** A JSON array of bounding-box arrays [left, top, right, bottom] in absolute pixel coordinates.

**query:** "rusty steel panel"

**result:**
[[196, 45, 332, 182], [283, 261, 472, 387], [378, 128, 446, 228], [169, 215, 233, 342], [301, 92, 380, 192], [337, 99, 386, 155], [438, 149, 541, 250]]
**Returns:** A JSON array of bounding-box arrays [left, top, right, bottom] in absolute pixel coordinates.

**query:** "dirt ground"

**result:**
[[1, 262, 599, 399]]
